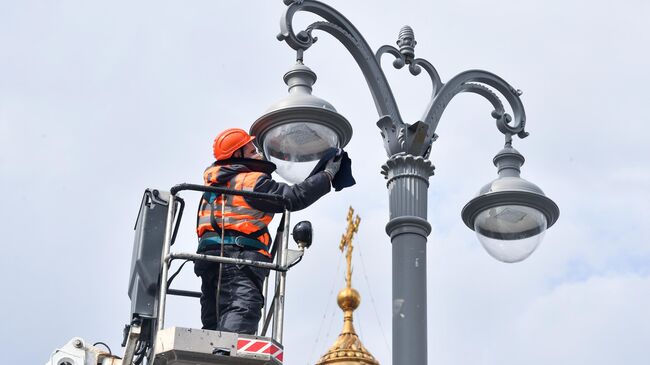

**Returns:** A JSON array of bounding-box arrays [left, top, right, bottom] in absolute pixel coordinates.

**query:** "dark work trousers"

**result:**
[[194, 246, 271, 334]]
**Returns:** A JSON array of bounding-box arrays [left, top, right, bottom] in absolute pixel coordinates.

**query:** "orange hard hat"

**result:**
[[212, 128, 256, 161]]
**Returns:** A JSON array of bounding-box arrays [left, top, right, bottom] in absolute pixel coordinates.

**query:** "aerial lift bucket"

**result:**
[[124, 184, 309, 365]]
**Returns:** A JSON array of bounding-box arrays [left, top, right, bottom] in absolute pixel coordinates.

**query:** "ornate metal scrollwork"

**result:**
[[422, 70, 528, 142], [278, 0, 529, 158]]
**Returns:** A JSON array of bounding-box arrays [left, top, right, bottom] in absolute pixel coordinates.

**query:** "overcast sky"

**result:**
[[1, 0, 649, 364]]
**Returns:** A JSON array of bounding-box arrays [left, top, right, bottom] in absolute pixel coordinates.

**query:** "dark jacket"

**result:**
[[205, 157, 332, 213], [196, 158, 331, 255]]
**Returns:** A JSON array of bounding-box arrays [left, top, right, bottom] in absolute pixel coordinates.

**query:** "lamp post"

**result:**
[[250, 1, 560, 363]]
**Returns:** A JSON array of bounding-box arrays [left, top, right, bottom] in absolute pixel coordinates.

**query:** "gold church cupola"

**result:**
[[315, 208, 380, 365]]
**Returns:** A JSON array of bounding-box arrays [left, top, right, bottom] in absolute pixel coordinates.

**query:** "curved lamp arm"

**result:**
[[278, 0, 403, 130], [423, 70, 528, 141], [278, 0, 529, 157]]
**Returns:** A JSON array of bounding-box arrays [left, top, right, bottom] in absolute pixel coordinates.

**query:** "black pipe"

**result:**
[[167, 289, 202, 298], [170, 196, 184, 245]]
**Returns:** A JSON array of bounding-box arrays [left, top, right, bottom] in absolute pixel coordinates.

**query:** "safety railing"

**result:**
[[156, 183, 298, 345]]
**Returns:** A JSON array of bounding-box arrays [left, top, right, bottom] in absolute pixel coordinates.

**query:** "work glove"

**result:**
[[323, 154, 342, 181]]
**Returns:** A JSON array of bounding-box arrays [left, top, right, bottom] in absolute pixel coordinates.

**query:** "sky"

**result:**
[[1, 0, 649, 364]]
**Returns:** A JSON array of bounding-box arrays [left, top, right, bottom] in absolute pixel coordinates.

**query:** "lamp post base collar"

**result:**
[[386, 216, 432, 239]]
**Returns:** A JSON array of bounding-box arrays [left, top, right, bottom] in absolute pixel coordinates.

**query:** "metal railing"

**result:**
[[156, 183, 297, 343]]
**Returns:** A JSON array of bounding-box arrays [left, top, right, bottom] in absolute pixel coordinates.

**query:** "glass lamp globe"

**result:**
[[473, 205, 547, 263], [461, 146, 559, 263], [250, 62, 352, 183], [262, 122, 339, 183]]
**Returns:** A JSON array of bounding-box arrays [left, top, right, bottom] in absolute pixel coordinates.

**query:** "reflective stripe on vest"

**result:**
[[196, 169, 274, 251]]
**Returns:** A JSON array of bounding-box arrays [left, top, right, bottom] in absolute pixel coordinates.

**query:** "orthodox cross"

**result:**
[[339, 206, 361, 288]]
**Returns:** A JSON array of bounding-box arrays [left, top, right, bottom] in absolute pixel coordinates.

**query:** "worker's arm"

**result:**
[[246, 171, 332, 213]]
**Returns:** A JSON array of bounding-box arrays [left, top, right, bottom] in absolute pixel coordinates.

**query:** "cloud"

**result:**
[[2, 0, 649, 364], [508, 273, 650, 365]]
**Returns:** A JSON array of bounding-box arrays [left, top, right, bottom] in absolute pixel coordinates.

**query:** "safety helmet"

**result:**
[[212, 128, 256, 161]]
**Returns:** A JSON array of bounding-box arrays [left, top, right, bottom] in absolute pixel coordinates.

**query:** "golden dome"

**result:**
[[315, 207, 379, 365], [314, 288, 379, 365]]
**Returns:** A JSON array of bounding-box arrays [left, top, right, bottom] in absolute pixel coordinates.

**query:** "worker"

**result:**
[[194, 128, 342, 335]]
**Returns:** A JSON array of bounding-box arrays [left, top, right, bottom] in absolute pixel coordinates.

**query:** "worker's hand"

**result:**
[[324, 155, 342, 181]]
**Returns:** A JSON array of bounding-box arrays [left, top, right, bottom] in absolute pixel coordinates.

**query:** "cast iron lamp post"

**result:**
[[250, 1, 559, 363]]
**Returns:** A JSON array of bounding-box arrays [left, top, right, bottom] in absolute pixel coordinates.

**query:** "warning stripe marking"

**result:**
[[264, 344, 279, 354], [237, 339, 251, 349], [237, 338, 283, 363], [245, 341, 267, 353], [268, 344, 283, 362]]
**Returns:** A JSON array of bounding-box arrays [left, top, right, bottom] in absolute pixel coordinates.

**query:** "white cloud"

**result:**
[[509, 274, 650, 365], [2, 0, 649, 364]]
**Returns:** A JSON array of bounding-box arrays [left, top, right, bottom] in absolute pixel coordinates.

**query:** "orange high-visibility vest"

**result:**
[[196, 165, 274, 255]]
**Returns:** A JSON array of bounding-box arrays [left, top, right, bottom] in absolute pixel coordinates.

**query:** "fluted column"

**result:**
[[381, 154, 435, 365]]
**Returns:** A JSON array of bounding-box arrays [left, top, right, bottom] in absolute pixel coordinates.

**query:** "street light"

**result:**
[[250, 1, 560, 363], [251, 62, 352, 183], [462, 144, 560, 263]]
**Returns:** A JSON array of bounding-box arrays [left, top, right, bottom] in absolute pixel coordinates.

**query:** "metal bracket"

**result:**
[[286, 249, 304, 267], [122, 322, 142, 365]]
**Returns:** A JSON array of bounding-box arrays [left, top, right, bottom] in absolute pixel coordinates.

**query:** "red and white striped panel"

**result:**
[[237, 339, 284, 363]]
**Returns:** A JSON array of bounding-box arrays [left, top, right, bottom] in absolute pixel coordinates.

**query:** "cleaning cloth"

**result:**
[[308, 148, 356, 191]]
